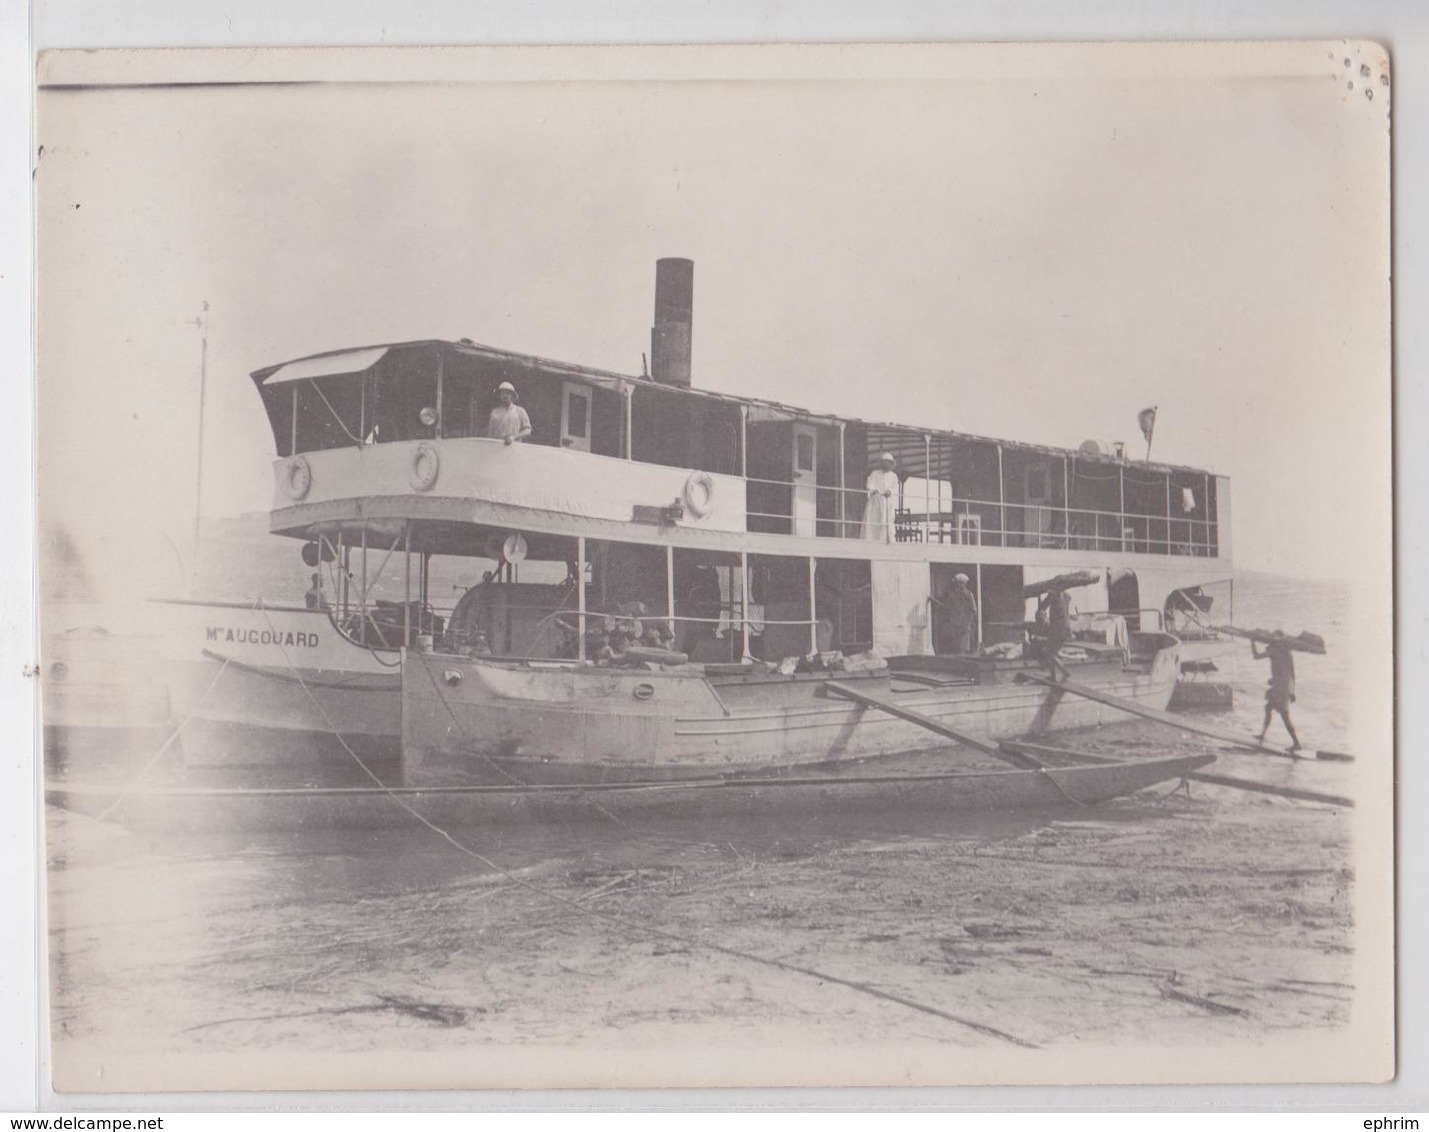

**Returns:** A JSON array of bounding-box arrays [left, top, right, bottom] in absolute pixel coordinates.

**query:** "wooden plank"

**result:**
[[1018, 673, 1336, 759], [822, 679, 1031, 765], [1183, 770, 1353, 809]]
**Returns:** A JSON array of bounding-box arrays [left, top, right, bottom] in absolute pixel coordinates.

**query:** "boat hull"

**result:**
[[157, 601, 401, 771], [401, 638, 1182, 786], [41, 620, 173, 782], [47, 750, 1214, 832]]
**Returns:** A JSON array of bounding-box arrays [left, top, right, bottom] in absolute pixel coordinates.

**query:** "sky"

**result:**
[[34, 42, 1391, 591]]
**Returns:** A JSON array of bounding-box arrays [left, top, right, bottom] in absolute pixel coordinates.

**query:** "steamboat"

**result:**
[[144, 259, 1233, 800]]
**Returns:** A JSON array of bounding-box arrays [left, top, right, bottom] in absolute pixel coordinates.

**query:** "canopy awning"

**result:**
[[264, 347, 389, 385]]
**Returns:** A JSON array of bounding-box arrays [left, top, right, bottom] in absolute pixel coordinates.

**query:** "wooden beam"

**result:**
[[1017, 673, 1333, 759], [823, 680, 1035, 766], [1184, 770, 1352, 808]]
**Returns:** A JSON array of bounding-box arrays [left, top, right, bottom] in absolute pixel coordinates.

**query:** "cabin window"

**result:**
[[795, 432, 814, 473], [292, 377, 364, 452], [370, 349, 439, 444], [565, 388, 589, 439]]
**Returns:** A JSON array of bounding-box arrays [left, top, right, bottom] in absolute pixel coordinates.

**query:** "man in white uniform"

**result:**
[[862, 452, 898, 542], [487, 381, 533, 445]]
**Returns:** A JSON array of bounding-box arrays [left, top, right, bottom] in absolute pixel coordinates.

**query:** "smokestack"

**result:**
[[650, 258, 693, 387]]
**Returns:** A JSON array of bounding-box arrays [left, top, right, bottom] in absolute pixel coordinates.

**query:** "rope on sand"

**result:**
[[257, 607, 1041, 1049]]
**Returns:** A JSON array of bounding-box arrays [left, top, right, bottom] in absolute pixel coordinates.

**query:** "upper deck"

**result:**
[[254, 338, 1229, 565]]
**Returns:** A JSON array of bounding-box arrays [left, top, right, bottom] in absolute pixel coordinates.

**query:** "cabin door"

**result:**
[[1024, 463, 1055, 546], [560, 383, 593, 452], [791, 423, 818, 537]]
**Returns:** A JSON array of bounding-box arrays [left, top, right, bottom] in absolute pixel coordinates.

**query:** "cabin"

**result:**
[[253, 261, 1231, 665]]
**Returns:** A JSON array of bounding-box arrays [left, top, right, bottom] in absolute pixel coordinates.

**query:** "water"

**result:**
[[1220, 572, 1350, 754], [43, 570, 1362, 1087]]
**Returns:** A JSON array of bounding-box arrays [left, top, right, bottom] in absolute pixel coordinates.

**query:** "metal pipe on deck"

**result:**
[[403, 520, 412, 647], [975, 563, 983, 649]]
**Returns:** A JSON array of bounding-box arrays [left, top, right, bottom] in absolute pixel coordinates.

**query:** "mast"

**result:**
[[191, 301, 209, 592]]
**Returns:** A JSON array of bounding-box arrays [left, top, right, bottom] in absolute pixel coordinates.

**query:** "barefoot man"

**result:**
[[1253, 632, 1302, 752]]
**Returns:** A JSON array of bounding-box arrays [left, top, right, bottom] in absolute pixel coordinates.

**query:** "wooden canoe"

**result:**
[[47, 751, 1213, 833]]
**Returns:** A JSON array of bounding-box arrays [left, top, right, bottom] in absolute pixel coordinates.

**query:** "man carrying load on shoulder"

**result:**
[[1252, 632, 1302, 752]]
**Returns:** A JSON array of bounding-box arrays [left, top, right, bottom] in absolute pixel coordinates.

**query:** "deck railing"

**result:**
[[743, 476, 1219, 557]]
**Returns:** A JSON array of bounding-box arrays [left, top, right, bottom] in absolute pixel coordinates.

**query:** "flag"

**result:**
[[1138, 406, 1157, 445]]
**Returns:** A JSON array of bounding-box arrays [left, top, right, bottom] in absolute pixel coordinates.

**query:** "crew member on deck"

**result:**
[[487, 381, 533, 445], [932, 572, 979, 654], [1253, 633, 1303, 752], [862, 452, 898, 543], [304, 572, 328, 611]]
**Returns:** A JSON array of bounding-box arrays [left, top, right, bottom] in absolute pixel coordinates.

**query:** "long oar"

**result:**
[[1018, 672, 1352, 762], [823, 680, 1042, 769]]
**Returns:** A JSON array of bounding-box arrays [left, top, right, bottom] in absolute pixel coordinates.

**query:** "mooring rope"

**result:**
[[412, 651, 671, 841], [84, 597, 270, 822], [92, 654, 232, 823], [254, 605, 1040, 1048]]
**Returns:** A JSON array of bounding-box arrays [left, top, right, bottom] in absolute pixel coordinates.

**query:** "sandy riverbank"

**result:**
[[46, 729, 1357, 1090]]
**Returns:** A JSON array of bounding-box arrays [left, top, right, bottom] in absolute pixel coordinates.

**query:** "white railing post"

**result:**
[[808, 555, 818, 655], [577, 536, 587, 662], [739, 550, 752, 661], [1063, 456, 1070, 549], [924, 434, 932, 540], [837, 421, 846, 536], [666, 544, 676, 642], [1119, 463, 1126, 551], [997, 445, 1006, 546]]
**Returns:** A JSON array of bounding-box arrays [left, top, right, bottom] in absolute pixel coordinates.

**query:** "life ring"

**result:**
[[281, 455, 312, 501], [683, 471, 715, 519], [410, 443, 440, 492]]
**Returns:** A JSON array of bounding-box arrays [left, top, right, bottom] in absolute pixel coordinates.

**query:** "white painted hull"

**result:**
[[156, 600, 401, 772]]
